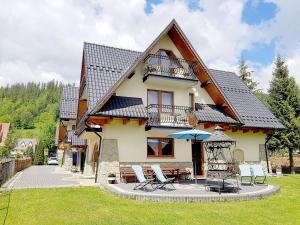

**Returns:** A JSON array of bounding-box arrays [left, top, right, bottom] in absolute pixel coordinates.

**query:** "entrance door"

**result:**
[[192, 141, 204, 176], [72, 152, 78, 166], [80, 152, 86, 173]]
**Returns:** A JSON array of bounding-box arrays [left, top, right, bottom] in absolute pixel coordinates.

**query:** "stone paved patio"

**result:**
[[103, 180, 279, 202]]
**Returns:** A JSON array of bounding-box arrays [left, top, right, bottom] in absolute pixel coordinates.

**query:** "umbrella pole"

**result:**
[[194, 135, 197, 184]]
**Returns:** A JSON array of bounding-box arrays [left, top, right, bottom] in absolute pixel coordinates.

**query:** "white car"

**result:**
[[47, 157, 59, 165]]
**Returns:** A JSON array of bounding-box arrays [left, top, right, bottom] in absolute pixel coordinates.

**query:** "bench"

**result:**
[[120, 165, 191, 183]]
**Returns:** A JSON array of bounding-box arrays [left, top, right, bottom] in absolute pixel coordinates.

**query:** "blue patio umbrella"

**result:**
[[168, 129, 211, 184]]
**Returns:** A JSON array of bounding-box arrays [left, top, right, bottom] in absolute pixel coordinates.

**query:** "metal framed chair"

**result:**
[[239, 164, 253, 185], [251, 164, 267, 184], [131, 165, 154, 190], [151, 164, 175, 190]]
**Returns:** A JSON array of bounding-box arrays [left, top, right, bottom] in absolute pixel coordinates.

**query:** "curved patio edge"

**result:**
[[101, 183, 280, 202]]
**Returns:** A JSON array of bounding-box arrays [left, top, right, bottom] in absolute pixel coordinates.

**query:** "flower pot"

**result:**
[[108, 177, 116, 184]]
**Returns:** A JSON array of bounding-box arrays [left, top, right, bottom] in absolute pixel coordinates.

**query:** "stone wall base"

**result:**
[[97, 161, 120, 183]]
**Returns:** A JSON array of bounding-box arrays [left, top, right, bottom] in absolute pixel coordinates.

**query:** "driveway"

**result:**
[[4, 165, 97, 189]]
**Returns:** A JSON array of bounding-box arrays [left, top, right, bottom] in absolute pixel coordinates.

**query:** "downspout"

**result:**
[[85, 120, 102, 183], [93, 132, 102, 183], [265, 133, 272, 174]]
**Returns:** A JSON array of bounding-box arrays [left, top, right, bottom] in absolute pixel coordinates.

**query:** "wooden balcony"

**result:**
[[143, 54, 198, 87], [146, 104, 195, 129]]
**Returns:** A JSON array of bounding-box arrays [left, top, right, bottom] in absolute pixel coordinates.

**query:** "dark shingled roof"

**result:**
[[194, 103, 240, 125], [84, 43, 141, 112], [94, 96, 148, 119], [67, 131, 86, 147], [59, 86, 79, 120], [80, 42, 284, 130], [208, 69, 284, 129]]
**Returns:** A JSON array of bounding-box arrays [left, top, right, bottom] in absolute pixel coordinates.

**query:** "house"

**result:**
[[11, 138, 37, 156], [57, 86, 87, 172], [75, 19, 284, 182], [0, 123, 10, 147]]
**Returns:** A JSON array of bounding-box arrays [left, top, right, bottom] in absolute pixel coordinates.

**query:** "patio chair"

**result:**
[[239, 164, 253, 185], [151, 164, 175, 190], [251, 164, 267, 184], [131, 165, 154, 190]]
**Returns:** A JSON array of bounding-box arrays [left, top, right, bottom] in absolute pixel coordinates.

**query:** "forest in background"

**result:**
[[0, 81, 62, 159]]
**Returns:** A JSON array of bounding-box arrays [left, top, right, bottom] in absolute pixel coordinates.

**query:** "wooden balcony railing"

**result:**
[[144, 54, 198, 80], [146, 104, 193, 127]]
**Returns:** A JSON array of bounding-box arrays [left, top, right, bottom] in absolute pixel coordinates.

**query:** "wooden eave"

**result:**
[[86, 116, 147, 126]]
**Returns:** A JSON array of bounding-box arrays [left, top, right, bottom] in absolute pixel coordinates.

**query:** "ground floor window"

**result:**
[[147, 138, 174, 157]]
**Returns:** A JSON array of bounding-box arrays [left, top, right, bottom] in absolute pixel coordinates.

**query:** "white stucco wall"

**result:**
[[101, 120, 192, 163], [85, 121, 266, 165]]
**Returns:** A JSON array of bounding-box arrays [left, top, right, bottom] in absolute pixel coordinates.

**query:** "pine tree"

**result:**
[[238, 60, 258, 92], [33, 145, 44, 165], [268, 55, 300, 174]]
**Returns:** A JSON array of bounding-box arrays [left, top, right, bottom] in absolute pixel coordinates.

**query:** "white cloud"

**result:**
[[286, 46, 300, 85], [0, 0, 299, 90], [251, 0, 300, 90], [0, 61, 67, 86]]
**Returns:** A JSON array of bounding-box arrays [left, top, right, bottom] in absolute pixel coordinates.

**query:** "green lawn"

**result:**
[[1, 175, 300, 225]]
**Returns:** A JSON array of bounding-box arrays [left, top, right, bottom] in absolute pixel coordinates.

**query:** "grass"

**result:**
[[14, 128, 39, 139], [1, 175, 300, 225]]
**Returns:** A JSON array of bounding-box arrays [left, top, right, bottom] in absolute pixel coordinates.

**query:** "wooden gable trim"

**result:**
[[167, 25, 241, 123], [58, 124, 67, 143], [77, 53, 88, 127]]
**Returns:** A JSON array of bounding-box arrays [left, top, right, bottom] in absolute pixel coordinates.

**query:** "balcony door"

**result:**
[[147, 90, 173, 125]]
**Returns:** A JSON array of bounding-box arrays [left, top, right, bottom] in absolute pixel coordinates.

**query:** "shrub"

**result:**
[[24, 146, 34, 159], [34, 145, 44, 165]]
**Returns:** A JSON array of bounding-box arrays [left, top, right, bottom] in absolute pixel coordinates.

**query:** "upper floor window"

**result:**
[[147, 89, 173, 113], [72, 125, 76, 131]]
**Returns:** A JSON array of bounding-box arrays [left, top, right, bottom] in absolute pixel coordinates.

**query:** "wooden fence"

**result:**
[[0, 157, 32, 187], [15, 158, 32, 172]]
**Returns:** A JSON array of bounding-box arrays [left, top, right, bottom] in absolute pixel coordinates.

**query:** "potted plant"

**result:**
[[107, 172, 116, 184], [71, 165, 78, 173], [276, 167, 282, 177]]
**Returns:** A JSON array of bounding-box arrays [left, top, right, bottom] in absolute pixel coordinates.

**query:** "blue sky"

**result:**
[[241, 0, 278, 66], [146, 0, 278, 67]]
